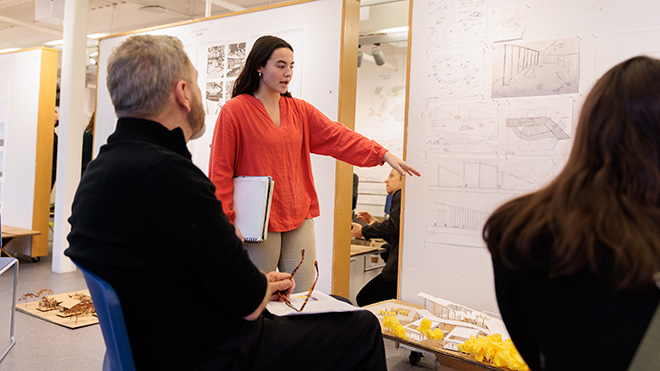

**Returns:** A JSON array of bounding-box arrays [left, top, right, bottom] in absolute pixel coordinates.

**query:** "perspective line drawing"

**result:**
[[492, 37, 579, 98]]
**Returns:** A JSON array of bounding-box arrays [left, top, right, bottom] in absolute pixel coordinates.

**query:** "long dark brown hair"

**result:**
[[232, 35, 293, 98], [483, 56, 660, 291]]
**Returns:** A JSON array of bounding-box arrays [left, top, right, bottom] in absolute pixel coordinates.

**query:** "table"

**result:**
[[1, 225, 41, 259], [366, 300, 504, 371], [350, 244, 386, 271], [0, 257, 18, 361]]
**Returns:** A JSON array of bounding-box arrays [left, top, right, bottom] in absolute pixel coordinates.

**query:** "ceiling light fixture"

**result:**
[[358, 45, 363, 68], [372, 43, 385, 66]]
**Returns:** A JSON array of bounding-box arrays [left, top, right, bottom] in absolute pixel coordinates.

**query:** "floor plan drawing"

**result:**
[[427, 0, 486, 50], [427, 51, 484, 99], [489, 1, 527, 42]]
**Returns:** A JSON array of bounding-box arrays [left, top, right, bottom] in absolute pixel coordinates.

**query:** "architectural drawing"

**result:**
[[492, 37, 579, 98], [202, 41, 247, 117], [430, 157, 560, 192], [422, 188, 519, 246], [427, 0, 486, 49], [205, 81, 223, 116], [370, 85, 406, 124], [226, 42, 246, 78], [502, 97, 573, 155], [225, 79, 236, 100], [489, 1, 527, 42], [429, 202, 490, 231], [425, 99, 497, 154], [206, 44, 226, 80], [427, 51, 484, 99]]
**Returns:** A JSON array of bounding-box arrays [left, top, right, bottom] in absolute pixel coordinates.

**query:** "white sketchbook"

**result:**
[[232, 176, 274, 243], [267, 290, 362, 316]]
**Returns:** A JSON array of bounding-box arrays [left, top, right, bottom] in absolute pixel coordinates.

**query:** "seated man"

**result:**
[[351, 169, 402, 306], [65, 34, 386, 371]]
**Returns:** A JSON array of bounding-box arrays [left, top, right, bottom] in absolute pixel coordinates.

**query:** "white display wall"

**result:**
[[96, 0, 345, 292], [402, 0, 660, 313], [354, 50, 407, 218], [0, 47, 57, 257]]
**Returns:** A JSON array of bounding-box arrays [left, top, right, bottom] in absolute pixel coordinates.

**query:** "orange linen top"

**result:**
[[209, 94, 388, 232]]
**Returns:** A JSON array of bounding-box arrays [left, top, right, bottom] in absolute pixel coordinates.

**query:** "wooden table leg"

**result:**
[[0, 246, 16, 258]]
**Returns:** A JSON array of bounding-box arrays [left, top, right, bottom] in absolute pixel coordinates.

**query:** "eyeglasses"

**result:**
[[278, 249, 319, 312]]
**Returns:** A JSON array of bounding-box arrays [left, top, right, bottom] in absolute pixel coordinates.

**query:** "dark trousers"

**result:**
[[203, 310, 387, 371], [356, 274, 398, 307]]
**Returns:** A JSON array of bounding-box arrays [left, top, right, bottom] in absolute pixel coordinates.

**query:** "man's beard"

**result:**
[[188, 97, 206, 140]]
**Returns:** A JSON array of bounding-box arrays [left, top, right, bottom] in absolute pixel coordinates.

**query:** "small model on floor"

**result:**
[[19, 289, 53, 308]]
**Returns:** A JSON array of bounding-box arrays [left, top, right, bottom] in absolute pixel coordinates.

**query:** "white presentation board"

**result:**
[[96, 0, 345, 292], [402, 0, 660, 313]]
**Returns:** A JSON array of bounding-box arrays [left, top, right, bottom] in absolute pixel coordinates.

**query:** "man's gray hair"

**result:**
[[107, 34, 192, 117]]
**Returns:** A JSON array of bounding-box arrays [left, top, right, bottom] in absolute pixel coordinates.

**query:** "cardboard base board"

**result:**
[[15, 290, 99, 329]]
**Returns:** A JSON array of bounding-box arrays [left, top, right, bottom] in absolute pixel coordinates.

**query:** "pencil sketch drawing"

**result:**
[[492, 37, 579, 98], [432, 158, 558, 192], [206, 44, 226, 80], [427, 52, 484, 98], [429, 202, 489, 231], [425, 100, 497, 154], [427, 0, 486, 50], [489, 2, 527, 42], [505, 114, 570, 153], [226, 42, 246, 78], [205, 82, 223, 116], [502, 97, 573, 155]]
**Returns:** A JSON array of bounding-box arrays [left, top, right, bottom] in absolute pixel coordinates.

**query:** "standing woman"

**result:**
[[483, 56, 660, 370], [209, 35, 419, 292]]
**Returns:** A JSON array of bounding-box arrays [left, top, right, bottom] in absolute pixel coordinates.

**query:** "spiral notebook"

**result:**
[[232, 176, 274, 243]]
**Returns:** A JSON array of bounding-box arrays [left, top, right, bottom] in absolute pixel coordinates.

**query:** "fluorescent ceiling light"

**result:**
[[45, 39, 64, 46], [0, 48, 20, 54], [378, 26, 408, 34], [87, 33, 109, 39]]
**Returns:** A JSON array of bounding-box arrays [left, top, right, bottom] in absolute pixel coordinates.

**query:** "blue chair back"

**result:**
[[74, 262, 135, 371], [384, 193, 393, 215]]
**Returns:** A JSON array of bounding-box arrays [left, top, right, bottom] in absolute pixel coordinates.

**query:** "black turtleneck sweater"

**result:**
[[66, 117, 266, 369]]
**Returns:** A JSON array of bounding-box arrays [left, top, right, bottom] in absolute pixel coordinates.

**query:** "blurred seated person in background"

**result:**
[[81, 111, 95, 175], [352, 172, 359, 219], [483, 56, 660, 370], [351, 169, 403, 306], [66, 34, 387, 371]]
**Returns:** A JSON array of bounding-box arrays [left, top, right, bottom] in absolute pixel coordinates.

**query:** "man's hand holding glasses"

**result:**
[[268, 271, 296, 301]]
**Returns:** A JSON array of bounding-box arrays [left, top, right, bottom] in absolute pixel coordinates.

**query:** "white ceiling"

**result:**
[[0, 0, 408, 52]]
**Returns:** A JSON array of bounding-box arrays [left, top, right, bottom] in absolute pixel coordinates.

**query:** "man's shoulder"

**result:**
[[391, 189, 402, 203], [97, 139, 194, 179]]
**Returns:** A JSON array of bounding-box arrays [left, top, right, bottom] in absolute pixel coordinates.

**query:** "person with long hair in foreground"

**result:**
[[483, 56, 660, 370]]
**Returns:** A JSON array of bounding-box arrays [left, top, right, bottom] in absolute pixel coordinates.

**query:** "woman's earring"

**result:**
[[258, 72, 262, 78]]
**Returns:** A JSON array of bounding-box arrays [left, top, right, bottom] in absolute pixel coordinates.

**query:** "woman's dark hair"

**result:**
[[232, 35, 293, 98], [483, 56, 660, 291]]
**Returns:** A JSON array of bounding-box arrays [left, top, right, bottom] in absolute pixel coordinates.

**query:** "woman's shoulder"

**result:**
[[282, 95, 314, 111], [224, 93, 254, 108]]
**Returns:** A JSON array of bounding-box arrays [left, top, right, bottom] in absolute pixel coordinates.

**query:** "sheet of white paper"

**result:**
[[267, 290, 361, 316]]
